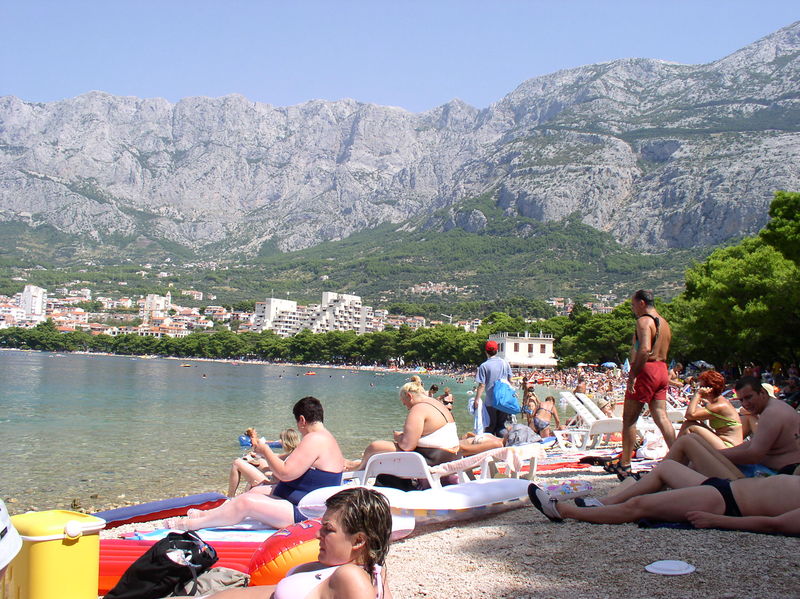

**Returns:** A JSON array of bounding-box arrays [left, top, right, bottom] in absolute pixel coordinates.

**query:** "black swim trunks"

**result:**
[[701, 477, 742, 517], [777, 462, 800, 476]]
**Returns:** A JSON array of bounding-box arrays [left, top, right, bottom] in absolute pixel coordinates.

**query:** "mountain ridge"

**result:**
[[0, 21, 798, 256]]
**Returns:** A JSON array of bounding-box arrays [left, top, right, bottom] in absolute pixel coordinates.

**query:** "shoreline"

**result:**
[[0, 347, 474, 379]]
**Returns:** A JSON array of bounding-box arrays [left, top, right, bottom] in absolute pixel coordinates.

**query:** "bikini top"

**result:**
[[273, 564, 384, 599], [634, 314, 660, 353], [704, 406, 741, 431]]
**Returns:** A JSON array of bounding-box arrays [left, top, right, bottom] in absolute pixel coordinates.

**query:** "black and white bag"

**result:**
[[105, 531, 218, 599]]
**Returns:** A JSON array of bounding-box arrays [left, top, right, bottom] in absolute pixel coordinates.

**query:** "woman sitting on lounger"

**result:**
[[346, 381, 459, 471], [678, 370, 742, 449], [227, 428, 301, 497], [170, 396, 344, 530], [529, 460, 800, 535], [185, 487, 393, 599]]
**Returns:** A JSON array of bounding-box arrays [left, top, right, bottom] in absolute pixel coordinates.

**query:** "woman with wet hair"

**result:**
[[678, 370, 742, 449], [204, 487, 393, 598]]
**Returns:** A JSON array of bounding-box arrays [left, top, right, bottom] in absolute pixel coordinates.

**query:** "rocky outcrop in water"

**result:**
[[0, 21, 798, 254]]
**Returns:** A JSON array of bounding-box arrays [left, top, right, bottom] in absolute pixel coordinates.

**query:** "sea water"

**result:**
[[0, 350, 488, 512]]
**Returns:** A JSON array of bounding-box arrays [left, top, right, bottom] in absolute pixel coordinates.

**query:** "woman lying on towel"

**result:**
[[529, 459, 800, 535], [180, 488, 393, 599], [169, 396, 344, 530], [459, 423, 543, 456], [345, 381, 459, 471]]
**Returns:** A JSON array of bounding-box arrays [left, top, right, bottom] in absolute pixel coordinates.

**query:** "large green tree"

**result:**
[[760, 190, 800, 265], [680, 236, 799, 364]]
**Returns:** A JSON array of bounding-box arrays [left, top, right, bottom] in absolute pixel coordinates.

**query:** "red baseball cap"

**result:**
[[485, 340, 498, 352]]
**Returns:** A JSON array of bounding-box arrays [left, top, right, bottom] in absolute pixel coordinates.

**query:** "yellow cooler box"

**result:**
[[1, 510, 105, 599]]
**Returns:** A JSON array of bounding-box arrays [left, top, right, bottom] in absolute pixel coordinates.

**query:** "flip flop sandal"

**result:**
[[612, 463, 641, 481], [602, 458, 620, 474]]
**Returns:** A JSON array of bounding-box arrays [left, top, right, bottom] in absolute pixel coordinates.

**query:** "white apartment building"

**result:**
[[0, 303, 25, 328], [140, 292, 172, 323], [253, 293, 379, 337], [253, 298, 300, 337], [20, 285, 47, 322], [489, 331, 558, 368]]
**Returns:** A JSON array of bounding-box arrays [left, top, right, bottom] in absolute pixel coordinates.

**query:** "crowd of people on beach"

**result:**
[[160, 293, 800, 597], [5, 288, 798, 598]]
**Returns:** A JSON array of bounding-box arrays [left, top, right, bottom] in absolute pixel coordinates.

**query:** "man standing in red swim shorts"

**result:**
[[619, 289, 675, 477]]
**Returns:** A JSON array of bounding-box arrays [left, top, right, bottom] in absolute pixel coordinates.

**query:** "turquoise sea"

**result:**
[[1, 349, 488, 513]]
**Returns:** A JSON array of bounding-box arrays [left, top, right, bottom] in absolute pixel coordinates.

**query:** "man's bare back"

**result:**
[[754, 399, 800, 469], [632, 309, 671, 362]]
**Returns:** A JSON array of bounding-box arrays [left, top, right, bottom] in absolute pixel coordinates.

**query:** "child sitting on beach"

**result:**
[[227, 428, 300, 497]]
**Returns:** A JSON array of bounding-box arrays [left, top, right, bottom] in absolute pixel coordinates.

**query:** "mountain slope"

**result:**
[[0, 21, 798, 256]]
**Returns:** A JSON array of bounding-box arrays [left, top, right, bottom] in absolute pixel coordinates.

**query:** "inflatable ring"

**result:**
[[248, 519, 321, 585]]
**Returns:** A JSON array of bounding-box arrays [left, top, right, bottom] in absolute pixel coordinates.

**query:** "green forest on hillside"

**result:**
[[0, 212, 705, 313], [2, 191, 798, 367]]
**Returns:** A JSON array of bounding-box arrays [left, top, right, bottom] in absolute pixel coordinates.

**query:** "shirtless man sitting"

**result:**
[[529, 459, 800, 535], [664, 376, 800, 479]]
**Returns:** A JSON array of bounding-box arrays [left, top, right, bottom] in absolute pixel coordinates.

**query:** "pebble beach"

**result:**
[[100, 468, 800, 599]]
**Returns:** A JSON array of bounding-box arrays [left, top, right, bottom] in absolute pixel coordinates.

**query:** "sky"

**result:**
[[1, 1, 797, 113]]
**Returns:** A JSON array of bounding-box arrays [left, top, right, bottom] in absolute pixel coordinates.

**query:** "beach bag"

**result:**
[[173, 567, 250, 595], [493, 380, 520, 415], [505, 423, 541, 446], [105, 531, 218, 599], [636, 430, 668, 460]]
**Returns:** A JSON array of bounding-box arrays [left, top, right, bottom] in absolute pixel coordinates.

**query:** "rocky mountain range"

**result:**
[[0, 21, 798, 256]]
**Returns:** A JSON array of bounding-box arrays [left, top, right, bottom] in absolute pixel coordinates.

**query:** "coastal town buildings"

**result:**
[[547, 294, 618, 316], [1, 280, 618, 343], [488, 331, 558, 368]]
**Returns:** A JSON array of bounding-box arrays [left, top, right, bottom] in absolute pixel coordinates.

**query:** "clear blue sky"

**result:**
[[1, 1, 797, 113]]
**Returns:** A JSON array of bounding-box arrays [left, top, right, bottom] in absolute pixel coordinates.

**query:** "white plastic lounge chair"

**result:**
[[554, 392, 623, 451], [355, 445, 546, 488], [575, 390, 683, 438], [575, 392, 608, 420]]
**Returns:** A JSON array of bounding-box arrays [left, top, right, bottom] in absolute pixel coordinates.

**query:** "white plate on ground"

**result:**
[[645, 560, 695, 575]]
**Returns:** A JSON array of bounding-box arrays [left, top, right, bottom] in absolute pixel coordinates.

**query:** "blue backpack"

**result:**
[[492, 379, 520, 415]]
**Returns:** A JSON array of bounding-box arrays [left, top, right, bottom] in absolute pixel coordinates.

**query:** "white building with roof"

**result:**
[[489, 331, 558, 368]]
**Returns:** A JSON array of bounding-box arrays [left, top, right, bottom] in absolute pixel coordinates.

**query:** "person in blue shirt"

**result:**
[[473, 340, 514, 436]]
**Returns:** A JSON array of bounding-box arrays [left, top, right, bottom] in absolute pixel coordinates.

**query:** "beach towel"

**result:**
[[536, 461, 590, 471], [468, 397, 490, 435], [130, 524, 277, 543]]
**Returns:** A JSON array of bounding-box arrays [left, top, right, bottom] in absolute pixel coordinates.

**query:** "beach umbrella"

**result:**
[[601, 361, 616, 368], [622, 359, 630, 374], [577, 362, 588, 367]]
